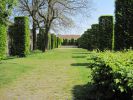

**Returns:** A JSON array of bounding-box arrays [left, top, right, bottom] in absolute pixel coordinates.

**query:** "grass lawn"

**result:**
[[0, 48, 91, 100]]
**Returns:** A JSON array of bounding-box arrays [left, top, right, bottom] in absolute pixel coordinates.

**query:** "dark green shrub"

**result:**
[[48, 33, 51, 50], [8, 25, 15, 55], [54, 35, 57, 48], [89, 51, 133, 100], [37, 31, 43, 51], [91, 24, 99, 49], [78, 29, 93, 50], [51, 34, 56, 49], [115, 0, 133, 50], [13, 16, 30, 57], [57, 37, 62, 48], [99, 16, 113, 51], [62, 39, 68, 45], [0, 23, 7, 60]]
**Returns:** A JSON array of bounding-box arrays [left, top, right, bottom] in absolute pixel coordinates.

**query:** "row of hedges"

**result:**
[[115, 0, 133, 50], [62, 38, 78, 46], [79, 0, 133, 51], [37, 31, 62, 51], [87, 51, 133, 99], [78, 15, 114, 51]]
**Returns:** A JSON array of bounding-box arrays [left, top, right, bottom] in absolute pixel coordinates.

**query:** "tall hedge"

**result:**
[[13, 17, 30, 57], [78, 29, 92, 50], [8, 25, 15, 55], [57, 37, 62, 47], [51, 34, 56, 49], [115, 0, 133, 50], [37, 30, 43, 51], [0, 23, 7, 59], [99, 16, 113, 50], [91, 24, 99, 49], [48, 33, 51, 50]]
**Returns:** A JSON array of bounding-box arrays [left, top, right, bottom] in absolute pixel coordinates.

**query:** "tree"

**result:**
[[0, 0, 17, 24], [35, 0, 91, 52]]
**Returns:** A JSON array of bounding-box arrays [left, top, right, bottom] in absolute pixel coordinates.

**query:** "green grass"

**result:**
[[0, 48, 91, 99]]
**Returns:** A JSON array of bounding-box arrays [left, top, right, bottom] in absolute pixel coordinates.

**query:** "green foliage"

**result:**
[[0, 0, 17, 24], [91, 24, 99, 49], [57, 37, 62, 48], [115, 0, 133, 50], [48, 33, 51, 50], [78, 29, 93, 50], [13, 16, 30, 57], [0, 23, 7, 60], [51, 34, 56, 49], [37, 32, 42, 50], [88, 51, 133, 99], [99, 16, 114, 50], [62, 38, 78, 46], [8, 25, 15, 55]]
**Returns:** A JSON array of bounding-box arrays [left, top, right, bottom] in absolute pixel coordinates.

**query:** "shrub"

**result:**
[[8, 25, 15, 55], [0, 23, 7, 60], [13, 16, 30, 57], [91, 24, 99, 49], [115, 0, 133, 50], [37, 31, 43, 50], [57, 37, 62, 48], [89, 51, 133, 99], [99, 16, 114, 51], [48, 33, 51, 50], [78, 29, 93, 50], [51, 34, 56, 49]]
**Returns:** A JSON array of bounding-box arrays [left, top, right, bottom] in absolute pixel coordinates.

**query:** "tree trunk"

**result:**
[[32, 21, 37, 50]]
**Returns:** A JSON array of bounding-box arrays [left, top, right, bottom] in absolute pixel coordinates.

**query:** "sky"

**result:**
[[61, 0, 115, 35]]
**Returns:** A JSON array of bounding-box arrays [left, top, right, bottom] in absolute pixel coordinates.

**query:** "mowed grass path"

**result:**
[[0, 48, 91, 100]]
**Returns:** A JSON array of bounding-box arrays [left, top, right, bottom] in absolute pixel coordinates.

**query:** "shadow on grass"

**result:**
[[72, 83, 116, 100], [3, 56, 16, 60], [72, 52, 91, 55], [71, 63, 91, 67], [72, 83, 99, 100], [71, 63, 95, 69], [72, 56, 87, 58]]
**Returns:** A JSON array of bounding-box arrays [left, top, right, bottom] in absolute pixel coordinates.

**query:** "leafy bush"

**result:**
[[0, 23, 7, 60], [13, 16, 30, 57], [89, 51, 133, 99]]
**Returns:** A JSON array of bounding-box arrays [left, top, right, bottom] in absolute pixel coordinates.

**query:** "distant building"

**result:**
[[59, 35, 80, 40]]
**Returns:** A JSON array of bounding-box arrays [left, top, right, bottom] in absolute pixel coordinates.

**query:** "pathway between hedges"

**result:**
[[0, 48, 91, 100]]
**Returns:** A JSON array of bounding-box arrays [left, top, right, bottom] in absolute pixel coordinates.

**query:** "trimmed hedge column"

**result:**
[[99, 16, 113, 50], [91, 24, 99, 49], [48, 33, 51, 50], [115, 0, 133, 50], [14, 17, 30, 57], [51, 34, 57, 49], [0, 23, 7, 59]]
